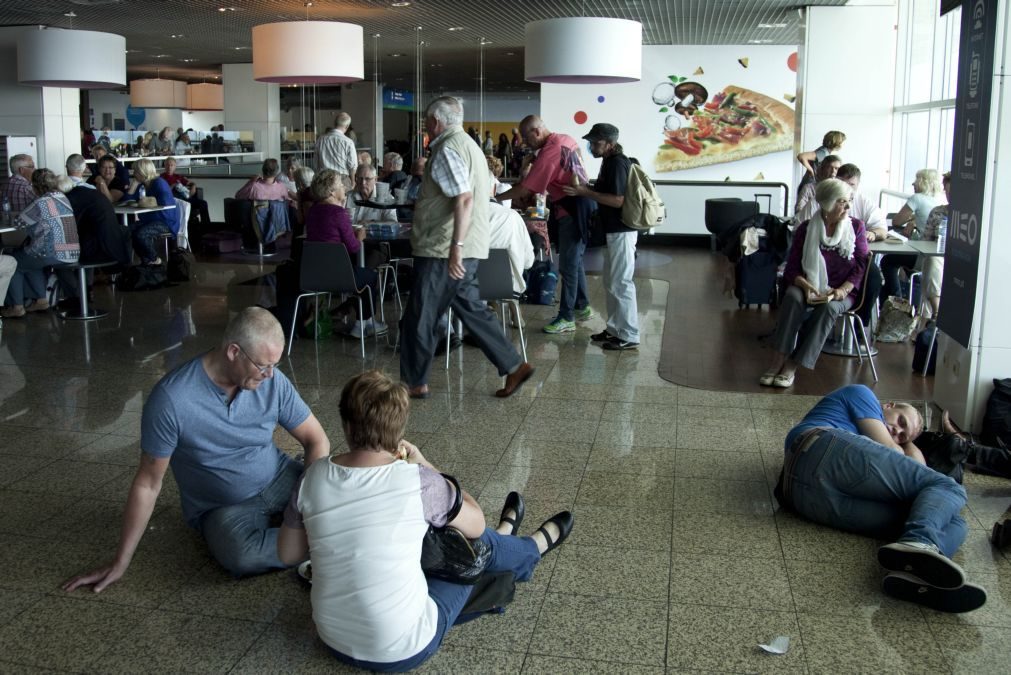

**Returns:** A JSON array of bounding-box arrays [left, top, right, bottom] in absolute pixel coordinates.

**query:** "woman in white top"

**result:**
[[278, 370, 573, 672], [880, 168, 944, 304]]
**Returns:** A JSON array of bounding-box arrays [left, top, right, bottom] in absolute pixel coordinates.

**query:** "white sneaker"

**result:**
[[369, 320, 388, 336], [349, 320, 367, 339], [878, 541, 966, 589]]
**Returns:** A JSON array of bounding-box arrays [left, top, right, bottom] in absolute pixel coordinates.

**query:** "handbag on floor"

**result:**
[[420, 473, 491, 585], [876, 296, 917, 343]]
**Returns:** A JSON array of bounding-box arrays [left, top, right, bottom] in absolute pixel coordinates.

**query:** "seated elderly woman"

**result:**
[[123, 158, 176, 265], [278, 370, 573, 672], [304, 169, 385, 338], [2, 168, 81, 317], [761, 178, 869, 388], [293, 166, 316, 231], [345, 164, 398, 223], [880, 168, 944, 303]]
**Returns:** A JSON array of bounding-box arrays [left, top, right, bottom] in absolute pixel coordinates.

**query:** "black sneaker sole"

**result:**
[[877, 542, 965, 589], [882, 573, 986, 613], [601, 341, 639, 351]]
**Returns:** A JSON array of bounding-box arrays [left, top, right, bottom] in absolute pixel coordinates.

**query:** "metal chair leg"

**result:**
[[853, 315, 878, 382], [923, 324, 938, 376], [510, 300, 528, 362], [445, 307, 453, 370], [356, 296, 365, 359]]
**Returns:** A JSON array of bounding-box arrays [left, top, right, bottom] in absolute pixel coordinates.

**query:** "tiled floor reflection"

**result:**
[[0, 253, 1008, 673]]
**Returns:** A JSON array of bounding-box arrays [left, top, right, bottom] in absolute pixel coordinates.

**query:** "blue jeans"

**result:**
[[779, 428, 968, 556], [199, 456, 301, 577], [555, 216, 589, 321], [329, 528, 541, 672], [132, 220, 172, 263], [5, 248, 62, 306]]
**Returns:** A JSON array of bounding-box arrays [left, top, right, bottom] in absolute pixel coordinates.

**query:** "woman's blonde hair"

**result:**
[[310, 169, 344, 202], [339, 370, 410, 451], [486, 155, 504, 177], [133, 158, 158, 183], [913, 169, 943, 196]]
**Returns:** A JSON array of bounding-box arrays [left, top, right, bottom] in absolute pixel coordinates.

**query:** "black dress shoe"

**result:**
[[534, 511, 574, 556], [498, 491, 525, 536]]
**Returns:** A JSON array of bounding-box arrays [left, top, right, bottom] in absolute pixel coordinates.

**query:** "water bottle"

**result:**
[[2, 196, 9, 223], [936, 215, 948, 254], [138, 184, 146, 201], [535, 193, 546, 219]]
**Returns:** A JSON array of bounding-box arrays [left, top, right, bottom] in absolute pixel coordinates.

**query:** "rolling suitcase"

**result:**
[[735, 235, 779, 309]]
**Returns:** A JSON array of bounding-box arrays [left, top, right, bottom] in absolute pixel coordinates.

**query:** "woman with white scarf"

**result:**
[[761, 178, 868, 388]]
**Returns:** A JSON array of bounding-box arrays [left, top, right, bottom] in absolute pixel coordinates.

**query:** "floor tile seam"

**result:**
[[0, 657, 77, 675], [519, 651, 664, 671], [0, 591, 48, 631], [223, 621, 276, 675]]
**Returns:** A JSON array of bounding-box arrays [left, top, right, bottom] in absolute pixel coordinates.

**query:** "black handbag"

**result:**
[[420, 473, 491, 585]]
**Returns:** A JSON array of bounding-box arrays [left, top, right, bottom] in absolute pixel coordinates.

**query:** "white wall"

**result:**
[[182, 110, 224, 131], [541, 45, 798, 234], [798, 5, 898, 202], [88, 89, 221, 133], [340, 82, 382, 152]]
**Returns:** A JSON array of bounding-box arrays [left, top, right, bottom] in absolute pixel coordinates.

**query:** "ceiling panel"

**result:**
[[0, 0, 847, 92]]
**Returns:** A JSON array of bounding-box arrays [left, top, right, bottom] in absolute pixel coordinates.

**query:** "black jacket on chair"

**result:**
[[67, 185, 132, 266]]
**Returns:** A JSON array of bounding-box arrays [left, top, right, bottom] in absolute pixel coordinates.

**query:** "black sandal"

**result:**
[[498, 491, 525, 536], [534, 511, 574, 556]]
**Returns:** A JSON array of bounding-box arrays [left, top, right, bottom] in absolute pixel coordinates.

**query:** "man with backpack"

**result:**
[[563, 123, 639, 350]]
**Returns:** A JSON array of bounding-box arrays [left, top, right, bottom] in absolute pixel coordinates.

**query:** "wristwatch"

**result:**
[[452, 240, 465, 247]]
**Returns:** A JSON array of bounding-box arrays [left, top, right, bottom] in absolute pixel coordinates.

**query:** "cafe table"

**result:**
[[113, 203, 176, 229]]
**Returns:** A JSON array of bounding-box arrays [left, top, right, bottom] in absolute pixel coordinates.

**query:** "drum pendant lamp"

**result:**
[[186, 83, 224, 111], [130, 78, 187, 109], [525, 18, 642, 84], [252, 21, 364, 84], [17, 27, 126, 88]]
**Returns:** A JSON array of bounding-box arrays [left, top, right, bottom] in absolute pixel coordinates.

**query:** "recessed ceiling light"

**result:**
[[448, 26, 465, 32], [218, 6, 237, 11], [392, 1, 411, 6], [505, 51, 515, 56], [748, 39, 773, 44], [154, 54, 171, 58], [170, 34, 184, 38], [180, 58, 198, 62], [234, 46, 250, 50], [64, 11, 76, 17], [757, 22, 787, 28], [388, 53, 404, 57]]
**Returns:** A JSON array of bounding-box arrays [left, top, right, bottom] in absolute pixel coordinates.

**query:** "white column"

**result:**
[[0, 43, 81, 173], [223, 63, 280, 160], [797, 4, 897, 199], [933, 1, 1011, 430]]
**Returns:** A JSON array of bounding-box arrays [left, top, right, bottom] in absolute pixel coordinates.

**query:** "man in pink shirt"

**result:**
[[497, 116, 596, 334], [235, 158, 292, 201]]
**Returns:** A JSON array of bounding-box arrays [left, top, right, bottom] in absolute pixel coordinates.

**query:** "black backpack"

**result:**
[[116, 264, 168, 292], [982, 378, 1011, 449], [523, 260, 558, 306], [167, 249, 194, 282], [912, 323, 938, 375]]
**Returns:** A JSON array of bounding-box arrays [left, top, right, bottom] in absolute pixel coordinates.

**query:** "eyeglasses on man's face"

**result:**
[[235, 343, 279, 375]]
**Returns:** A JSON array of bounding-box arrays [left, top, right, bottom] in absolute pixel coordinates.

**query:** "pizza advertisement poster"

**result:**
[[540, 45, 799, 184]]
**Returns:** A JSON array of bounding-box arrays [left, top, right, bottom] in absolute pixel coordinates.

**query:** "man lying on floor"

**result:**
[[774, 384, 987, 613]]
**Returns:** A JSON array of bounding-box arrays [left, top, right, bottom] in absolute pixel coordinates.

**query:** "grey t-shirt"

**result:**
[[141, 354, 311, 527]]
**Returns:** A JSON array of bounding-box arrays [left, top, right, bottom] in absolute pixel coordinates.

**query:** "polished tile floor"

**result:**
[[0, 251, 1009, 674]]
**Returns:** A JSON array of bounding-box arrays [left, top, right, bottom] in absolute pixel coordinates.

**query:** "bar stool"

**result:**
[[58, 260, 119, 320]]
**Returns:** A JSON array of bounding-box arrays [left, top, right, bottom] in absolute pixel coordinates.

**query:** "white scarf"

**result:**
[[802, 212, 855, 294]]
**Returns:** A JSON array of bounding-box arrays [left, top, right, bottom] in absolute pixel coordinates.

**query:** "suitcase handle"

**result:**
[[754, 193, 773, 214]]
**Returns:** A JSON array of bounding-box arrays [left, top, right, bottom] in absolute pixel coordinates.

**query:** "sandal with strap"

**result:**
[[498, 491, 525, 536], [534, 511, 574, 556]]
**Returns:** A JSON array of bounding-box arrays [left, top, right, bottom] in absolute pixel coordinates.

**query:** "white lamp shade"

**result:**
[[252, 21, 364, 84], [17, 28, 126, 88], [187, 83, 223, 110], [525, 18, 642, 84], [130, 78, 187, 108]]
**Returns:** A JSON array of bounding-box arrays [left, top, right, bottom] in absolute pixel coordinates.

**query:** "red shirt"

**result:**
[[521, 133, 589, 218], [161, 173, 190, 188]]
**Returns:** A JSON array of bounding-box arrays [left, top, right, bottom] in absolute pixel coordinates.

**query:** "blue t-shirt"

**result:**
[[141, 354, 311, 527], [785, 384, 884, 449]]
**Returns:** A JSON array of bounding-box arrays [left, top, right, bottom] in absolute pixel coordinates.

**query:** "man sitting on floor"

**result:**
[[63, 307, 330, 592], [775, 384, 987, 613]]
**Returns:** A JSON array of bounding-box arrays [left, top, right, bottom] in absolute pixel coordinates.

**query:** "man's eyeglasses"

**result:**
[[235, 344, 278, 375]]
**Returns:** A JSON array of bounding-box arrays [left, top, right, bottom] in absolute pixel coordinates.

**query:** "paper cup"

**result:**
[[394, 188, 407, 205]]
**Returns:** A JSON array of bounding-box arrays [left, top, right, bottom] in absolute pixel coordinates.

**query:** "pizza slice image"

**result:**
[[654, 85, 795, 173]]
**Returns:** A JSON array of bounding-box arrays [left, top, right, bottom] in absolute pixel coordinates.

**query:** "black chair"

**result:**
[[445, 248, 527, 368], [842, 262, 882, 381], [288, 242, 377, 358], [704, 198, 760, 252]]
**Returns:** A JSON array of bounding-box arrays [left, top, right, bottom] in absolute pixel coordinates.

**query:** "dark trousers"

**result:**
[[400, 257, 521, 387], [880, 253, 918, 304]]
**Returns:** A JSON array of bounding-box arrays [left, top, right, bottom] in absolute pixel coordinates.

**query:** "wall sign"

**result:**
[[938, 0, 998, 348]]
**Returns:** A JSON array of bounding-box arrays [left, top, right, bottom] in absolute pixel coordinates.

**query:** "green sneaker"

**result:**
[[543, 318, 576, 334], [574, 306, 595, 322]]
